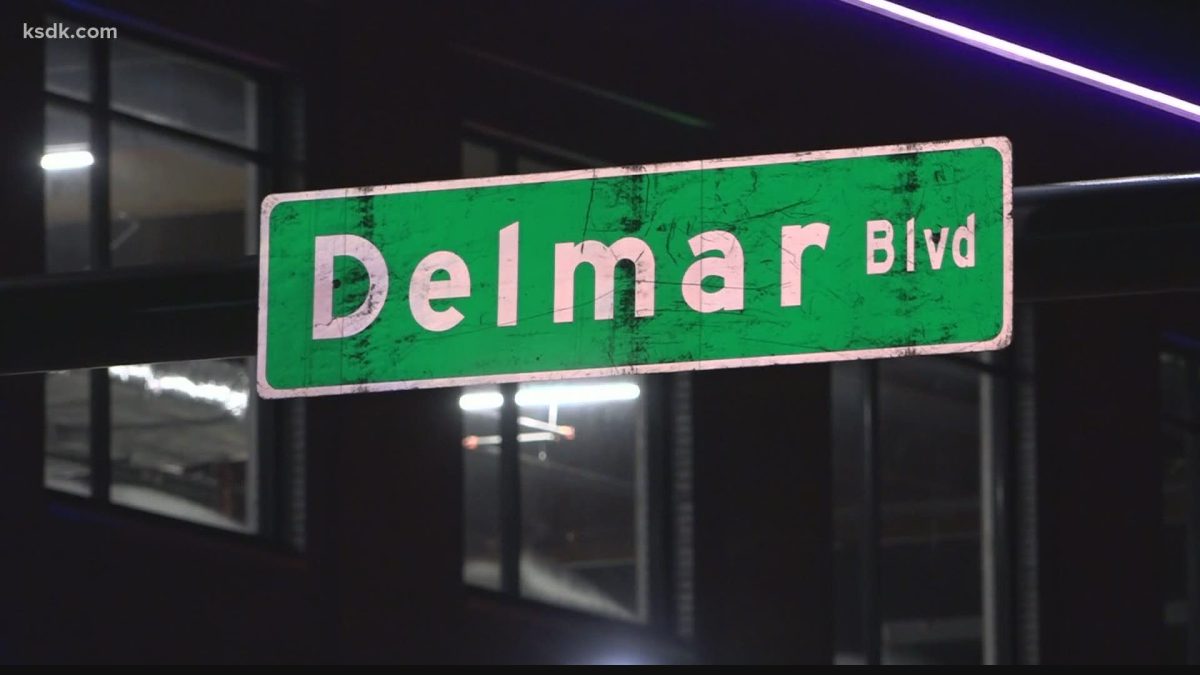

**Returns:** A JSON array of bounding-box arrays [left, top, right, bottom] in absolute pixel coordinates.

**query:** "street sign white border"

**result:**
[[257, 136, 1012, 399]]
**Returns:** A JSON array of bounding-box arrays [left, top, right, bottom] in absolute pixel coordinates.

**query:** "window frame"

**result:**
[[37, 6, 304, 548]]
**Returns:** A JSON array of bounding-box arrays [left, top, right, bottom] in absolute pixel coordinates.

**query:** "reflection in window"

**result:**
[[110, 123, 257, 267], [109, 359, 256, 532], [45, 24, 91, 101], [461, 378, 647, 622], [44, 105, 92, 272], [519, 380, 645, 621], [111, 39, 258, 149], [45, 369, 91, 496]]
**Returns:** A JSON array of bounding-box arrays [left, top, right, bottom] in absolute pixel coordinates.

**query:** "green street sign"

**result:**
[[257, 137, 1011, 398]]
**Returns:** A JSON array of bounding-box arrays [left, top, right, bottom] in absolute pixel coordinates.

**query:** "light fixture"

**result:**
[[515, 382, 640, 407], [458, 390, 504, 411], [40, 149, 94, 171], [458, 382, 642, 410], [839, 0, 1200, 125]]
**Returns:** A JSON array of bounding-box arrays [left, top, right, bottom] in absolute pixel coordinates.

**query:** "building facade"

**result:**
[[1, 0, 1199, 664]]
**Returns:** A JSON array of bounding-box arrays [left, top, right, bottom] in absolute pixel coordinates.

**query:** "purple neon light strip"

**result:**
[[839, 0, 1200, 125]]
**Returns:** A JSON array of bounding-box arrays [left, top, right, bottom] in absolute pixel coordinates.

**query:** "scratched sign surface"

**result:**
[[257, 137, 1011, 398]]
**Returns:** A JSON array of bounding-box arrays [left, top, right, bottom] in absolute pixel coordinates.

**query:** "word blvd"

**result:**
[[866, 213, 975, 274]]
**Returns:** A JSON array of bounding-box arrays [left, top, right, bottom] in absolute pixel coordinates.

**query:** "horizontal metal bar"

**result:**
[[0, 257, 256, 292], [1014, 172, 1200, 203], [0, 260, 257, 374]]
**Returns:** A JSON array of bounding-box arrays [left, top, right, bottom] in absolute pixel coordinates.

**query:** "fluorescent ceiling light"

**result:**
[[41, 149, 94, 171], [110, 364, 249, 417], [839, 0, 1200, 125], [460, 381, 643, 408], [515, 382, 640, 407], [459, 391, 503, 411], [458, 382, 642, 410]]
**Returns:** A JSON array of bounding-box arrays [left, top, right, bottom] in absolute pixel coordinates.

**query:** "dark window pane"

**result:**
[[1159, 351, 1197, 663], [45, 369, 91, 496], [461, 140, 500, 178], [45, 26, 92, 100], [831, 362, 867, 659], [44, 104, 92, 272], [1161, 352, 1192, 423], [878, 357, 983, 664], [109, 359, 257, 532], [517, 379, 646, 622], [111, 39, 258, 148], [1163, 424, 1189, 598], [515, 155, 557, 174], [110, 122, 256, 267]]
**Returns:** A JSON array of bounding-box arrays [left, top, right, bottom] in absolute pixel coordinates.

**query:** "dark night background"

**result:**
[[2, 0, 1200, 664]]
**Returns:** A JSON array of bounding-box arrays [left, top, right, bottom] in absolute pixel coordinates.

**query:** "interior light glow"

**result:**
[[515, 382, 640, 407], [40, 149, 95, 171], [459, 382, 641, 411], [458, 391, 504, 411], [110, 364, 249, 417], [839, 0, 1200, 125]]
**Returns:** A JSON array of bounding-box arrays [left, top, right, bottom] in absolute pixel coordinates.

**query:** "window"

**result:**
[[107, 359, 257, 530], [462, 378, 650, 622], [1160, 348, 1199, 663], [834, 353, 1008, 664], [40, 18, 301, 539], [876, 357, 985, 663], [457, 131, 674, 624], [44, 32, 260, 271], [44, 103, 91, 272], [44, 368, 91, 495]]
